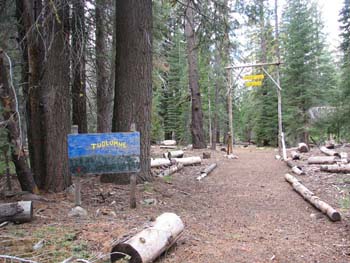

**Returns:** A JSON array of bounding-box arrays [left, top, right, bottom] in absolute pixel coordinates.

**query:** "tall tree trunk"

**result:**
[[72, 0, 87, 133], [39, 0, 71, 191], [0, 49, 39, 194], [96, 0, 111, 132], [111, 0, 152, 181], [185, 0, 206, 149], [107, 0, 116, 127], [211, 49, 221, 150], [19, 0, 46, 188]]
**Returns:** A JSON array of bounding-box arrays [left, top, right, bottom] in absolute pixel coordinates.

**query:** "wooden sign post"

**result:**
[[68, 132, 140, 207]]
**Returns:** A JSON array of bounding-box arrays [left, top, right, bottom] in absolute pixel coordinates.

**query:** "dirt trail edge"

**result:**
[[162, 148, 350, 263]]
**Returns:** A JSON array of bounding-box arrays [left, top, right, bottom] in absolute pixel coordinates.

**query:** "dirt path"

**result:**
[[161, 148, 350, 263]]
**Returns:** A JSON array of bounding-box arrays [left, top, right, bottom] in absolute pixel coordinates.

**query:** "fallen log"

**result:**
[[173, 156, 201, 166], [159, 145, 177, 149], [197, 163, 217, 181], [162, 140, 176, 146], [320, 164, 350, 173], [284, 173, 341, 221], [320, 146, 340, 157], [150, 158, 171, 168], [340, 152, 348, 164], [0, 201, 33, 223], [325, 140, 335, 149], [291, 151, 300, 160], [111, 212, 184, 263], [298, 143, 309, 153], [163, 150, 184, 159], [307, 156, 337, 164], [286, 160, 305, 175], [157, 164, 184, 177]]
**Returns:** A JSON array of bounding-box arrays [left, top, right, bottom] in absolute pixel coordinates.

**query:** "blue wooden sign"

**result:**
[[68, 132, 140, 176]]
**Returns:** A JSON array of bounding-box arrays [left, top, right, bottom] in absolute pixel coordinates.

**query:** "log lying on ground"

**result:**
[[162, 140, 176, 146], [325, 140, 335, 149], [320, 146, 340, 157], [291, 151, 300, 160], [173, 156, 201, 166], [307, 156, 337, 164], [151, 158, 171, 168], [298, 143, 309, 153], [160, 145, 177, 149], [320, 164, 350, 173], [163, 150, 184, 159], [0, 201, 33, 223], [157, 164, 184, 177], [284, 173, 341, 221], [286, 160, 305, 175], [340, 152, 348, 164], [111, 212, 184, 263], [197, 163, 217, 181]]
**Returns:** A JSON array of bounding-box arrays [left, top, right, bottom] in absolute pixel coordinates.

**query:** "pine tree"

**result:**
[[281, 0, 325, 144], [339, 0, 350, 137]]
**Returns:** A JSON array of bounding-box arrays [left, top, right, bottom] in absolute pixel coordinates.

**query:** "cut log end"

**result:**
[[111, 243, 142, 263], [329, 211, 341, 222], [0, 201, 33, 223]]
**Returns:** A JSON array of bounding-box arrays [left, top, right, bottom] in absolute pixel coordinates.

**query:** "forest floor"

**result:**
[[1, 146, 350, 263]]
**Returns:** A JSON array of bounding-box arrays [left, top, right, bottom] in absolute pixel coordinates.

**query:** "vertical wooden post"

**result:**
[[226, 67, 234, 151], [71, 125, 82, 207], [274, 0, 287, 160], [130, 123, 137, 209], [74, 178, 82, 207], [208, 77, 212, 148], [227, 132, 233, 155]]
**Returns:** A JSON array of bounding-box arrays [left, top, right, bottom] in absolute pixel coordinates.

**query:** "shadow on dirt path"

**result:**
[[164, 148, 350, 263]]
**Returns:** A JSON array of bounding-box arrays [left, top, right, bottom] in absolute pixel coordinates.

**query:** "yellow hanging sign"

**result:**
[[243, 74, 265, 80], [245, 81, 263, 87]]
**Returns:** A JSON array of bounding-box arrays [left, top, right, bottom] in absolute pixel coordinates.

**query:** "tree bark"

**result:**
[[40, 0, 71, 191], [72, 0, 87, 133], [96, 0, 112, 132], [110, 0, 152, 182], [18, 0, 46, 188], [185, 0, 206, 149], [0, 50, 38, 193]]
